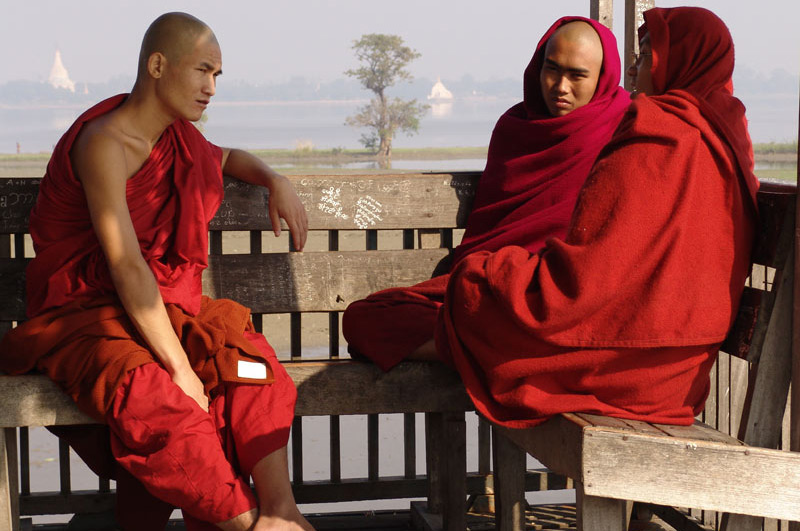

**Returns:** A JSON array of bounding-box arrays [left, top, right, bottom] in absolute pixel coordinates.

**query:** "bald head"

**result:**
[[137, 12, 217, 81], [539, 21, 604, 116]]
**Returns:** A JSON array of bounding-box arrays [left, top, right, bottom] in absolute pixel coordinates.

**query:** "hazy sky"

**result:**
[[2, 0, 798, 86]]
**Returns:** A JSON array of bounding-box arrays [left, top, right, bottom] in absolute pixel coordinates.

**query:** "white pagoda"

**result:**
[[427, 77, 454, 102], [48, 50, 76, 93]]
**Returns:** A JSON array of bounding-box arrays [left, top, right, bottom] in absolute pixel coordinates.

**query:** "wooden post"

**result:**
[[590, 0, 613, 29], [576, 481, 628, 531], [492, 428, 526, 531], [790, 89, 800, 531], [0, 428, 20, 531], [624, 0, 655, 91]]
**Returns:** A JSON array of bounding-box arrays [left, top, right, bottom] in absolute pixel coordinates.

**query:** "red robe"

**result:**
[[436, 7, 760, 428], [0, 95, 295, 528], [343, 17, 631, 370]]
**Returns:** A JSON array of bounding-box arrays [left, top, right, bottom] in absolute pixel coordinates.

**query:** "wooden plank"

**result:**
[[211, 173, 479, 232], [201, 249, 449, 314], [0, 361, 471, 427], [738, 251, 793, 449], [0, 179, 39, 235], [624, 0, 654, 91], [0, 259, 26, 321], [576, 482, 628, 531], [650, 422, 742, 445], [590, 0, 613, 29], [0, 428, 20, 531], [580, 428, 800, 521], [425, 413, 444, 514], [493, 416, 584, 480], [441, 412, 466, 531], [492, 428, 526, 531]]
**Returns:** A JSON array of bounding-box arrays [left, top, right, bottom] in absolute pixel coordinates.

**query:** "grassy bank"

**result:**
[[0, 144, 795, 179]]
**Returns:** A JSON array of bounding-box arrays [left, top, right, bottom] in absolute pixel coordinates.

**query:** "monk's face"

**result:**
[[539, 23, 603, 116], [157, 32, 222, 122], [629, 33, 654, 96]]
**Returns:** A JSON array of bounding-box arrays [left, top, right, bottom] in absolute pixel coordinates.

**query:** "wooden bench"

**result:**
[[0, 173, 494, 531], [490, 181, 800, 531]]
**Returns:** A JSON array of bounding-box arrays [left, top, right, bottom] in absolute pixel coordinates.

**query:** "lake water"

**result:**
[[2, 93, 797, 156]]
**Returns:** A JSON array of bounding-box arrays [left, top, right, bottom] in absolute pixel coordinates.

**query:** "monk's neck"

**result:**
[[116, 92, 176, 149]]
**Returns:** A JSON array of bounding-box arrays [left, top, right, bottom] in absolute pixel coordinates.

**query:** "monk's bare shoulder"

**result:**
[[71, 113, 148, 187]]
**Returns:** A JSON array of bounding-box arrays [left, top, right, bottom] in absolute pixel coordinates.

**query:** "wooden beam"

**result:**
[[202, 249, 450, 315], [580, 427, 800, 521], [624, 0, 655, 91], [590, 0, 613, 29]]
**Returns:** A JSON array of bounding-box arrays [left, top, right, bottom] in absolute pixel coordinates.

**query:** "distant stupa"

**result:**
[[48, 50, 76, 93], [427, 77, 454, 101]]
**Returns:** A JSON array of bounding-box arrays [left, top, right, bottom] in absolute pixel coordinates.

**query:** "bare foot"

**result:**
[[217, 508, 257, 531]]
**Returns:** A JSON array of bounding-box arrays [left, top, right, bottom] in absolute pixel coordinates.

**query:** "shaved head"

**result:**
[[137, 12, 217, 81], [546, 21, 603, 68], [539, 21, 604, 116]]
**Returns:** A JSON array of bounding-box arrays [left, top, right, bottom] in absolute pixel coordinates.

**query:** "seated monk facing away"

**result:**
[[0, 12, 313, 531], [343, 17, 630, 369], [436, 7, 760, 428]]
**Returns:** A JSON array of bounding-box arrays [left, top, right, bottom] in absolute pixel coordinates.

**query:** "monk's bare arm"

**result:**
[[72, 131, 209, 411], [221, 148, 308, 251]]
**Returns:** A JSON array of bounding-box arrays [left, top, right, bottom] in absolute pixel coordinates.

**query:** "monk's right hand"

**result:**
[[171, 367, 210, 412]]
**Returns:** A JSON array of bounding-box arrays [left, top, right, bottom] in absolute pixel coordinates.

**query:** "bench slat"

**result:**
[[0, 249, 450, 321], [0, 361, 472, 427], [203, 249, 450, 313], [581, 427, 800, 521], [212, 173, 479, 231]]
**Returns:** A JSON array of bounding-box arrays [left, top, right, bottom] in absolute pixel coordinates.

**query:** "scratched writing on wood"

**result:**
[[317, 187, 349, 220], [353, 196, 383, 229]]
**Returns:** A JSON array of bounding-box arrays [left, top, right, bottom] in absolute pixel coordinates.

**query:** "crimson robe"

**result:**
[[436, 7, 760, 428], [343, 17, 631, 370]]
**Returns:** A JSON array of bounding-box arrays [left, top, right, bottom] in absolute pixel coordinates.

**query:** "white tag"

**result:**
[[237, 360, 267, 380]]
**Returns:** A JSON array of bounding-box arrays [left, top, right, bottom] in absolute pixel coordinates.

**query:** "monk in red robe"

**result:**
[[437, 7, 760, 428], [0, 13, 312, 531], [342, 17, 630, 370]]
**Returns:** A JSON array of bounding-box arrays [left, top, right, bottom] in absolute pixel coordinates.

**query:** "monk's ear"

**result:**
[[147, 52, 167, 79]]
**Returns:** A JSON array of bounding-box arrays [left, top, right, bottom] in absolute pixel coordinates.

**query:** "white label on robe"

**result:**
[[238, 360, 268, 380]]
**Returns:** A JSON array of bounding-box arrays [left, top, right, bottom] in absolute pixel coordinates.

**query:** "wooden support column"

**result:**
[[624, 0, 655, 91], [790, 94, 800, 531], [492, 428, 526, 531], [590, 0, 613, 29], [441, 412, 466, 531], [576, 481, 629, 531], [0, 428, 20, 531]]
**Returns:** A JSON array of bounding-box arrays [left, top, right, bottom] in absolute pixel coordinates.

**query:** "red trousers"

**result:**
[[106, 357, 296, 529], [343, 275, 447, 371]]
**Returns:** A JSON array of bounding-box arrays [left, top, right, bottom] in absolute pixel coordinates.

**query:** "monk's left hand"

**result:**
[[268, 175, 309, 251]]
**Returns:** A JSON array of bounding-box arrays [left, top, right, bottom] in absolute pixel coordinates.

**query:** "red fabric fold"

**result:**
[[26, 94, 223, 318], [436, 7, 759, 428], [343, 17, 630, 369], [0, 296, 276, 421]]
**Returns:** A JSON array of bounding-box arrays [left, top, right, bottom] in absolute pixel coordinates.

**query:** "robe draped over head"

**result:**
[[26, 94, 223, 319], [437, 7, 760, 428], [342, 17, 630, 370], [452, 16, 631, 264]]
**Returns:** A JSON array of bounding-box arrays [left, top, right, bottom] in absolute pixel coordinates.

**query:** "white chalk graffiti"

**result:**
[[353, 196, 383, 229], [318, 187, 349, 220]]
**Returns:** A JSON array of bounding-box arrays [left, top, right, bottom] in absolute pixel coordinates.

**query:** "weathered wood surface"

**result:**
[[0, 361, 472, 427], [580, 425, 800, 521], [203, 249, 450, 313], [211, 173, 479, 232], [0, 249, 451, 320], [590, 0, 613, 29], [0, 174, 480, 236]]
